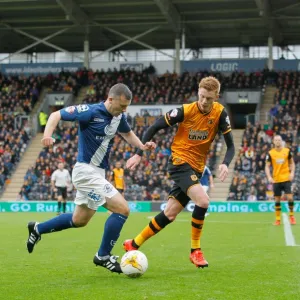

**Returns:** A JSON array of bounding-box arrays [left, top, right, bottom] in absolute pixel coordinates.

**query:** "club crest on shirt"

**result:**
[[65, 106, 75, 114], [104, 184, 113, 194], [207, 118, 214, 126], [191, 174, 198, 181], [77, 104, 89, 113]]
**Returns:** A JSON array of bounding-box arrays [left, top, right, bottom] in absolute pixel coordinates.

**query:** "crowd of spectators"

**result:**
[[4, 67, 296, 202], [0, 73, 41, 114], [81, 69, 266, 105], [19, 113, 223, 201], [19, 123, 77, 201], [0, 73, 40, 192], [228, 71, 300, 201]]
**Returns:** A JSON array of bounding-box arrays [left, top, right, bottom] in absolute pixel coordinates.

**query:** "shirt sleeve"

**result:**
[[118, 114, 131, 133], [67, 171, 71, 183], [288, 149, 293, 160], [206, 167, 212, 176], [51, 171, 56, 181], [60, 104, 93, 123], [266, 152, 272, 163], [164, 107, 184, 126], [218, 109, 232, 134]]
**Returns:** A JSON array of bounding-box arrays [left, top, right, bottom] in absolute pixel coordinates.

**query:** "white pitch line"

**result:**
[[282, 213, 296, 246]]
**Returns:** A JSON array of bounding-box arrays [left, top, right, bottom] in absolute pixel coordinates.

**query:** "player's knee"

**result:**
[[72, 216, 89, 227], [164, 208, 179, 222], [196, 194, 209, 208], [164, 212, 177, 222], [113, 202, 130, 216], [120, 204, 130, 216]]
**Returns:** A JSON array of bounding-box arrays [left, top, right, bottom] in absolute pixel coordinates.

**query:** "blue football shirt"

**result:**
[[200, 166, 212, 186], [60, 103, 131, 169]]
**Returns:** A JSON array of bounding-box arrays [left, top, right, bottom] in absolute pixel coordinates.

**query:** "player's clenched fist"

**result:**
[[143, 141, 156, 151], [41, 136, 55, 147]]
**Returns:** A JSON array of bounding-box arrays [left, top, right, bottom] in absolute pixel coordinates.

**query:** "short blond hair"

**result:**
[[199, 76, 220, 95]]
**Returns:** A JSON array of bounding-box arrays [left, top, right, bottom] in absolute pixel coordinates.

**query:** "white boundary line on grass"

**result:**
[[282, 213, 296, 246]]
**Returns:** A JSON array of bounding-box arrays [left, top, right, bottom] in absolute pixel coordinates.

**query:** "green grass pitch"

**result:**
[[0, 212, 300, 300]]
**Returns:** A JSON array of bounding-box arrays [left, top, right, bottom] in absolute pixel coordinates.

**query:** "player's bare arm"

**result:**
[[209, 175, 214, 188], [119, 131, 156, 151], [51, 180, 57, 191], [289, 156, 295, 181], [41, 110, 61, 146], [265, 153, 274, 183], [265, 162, 274, 183]]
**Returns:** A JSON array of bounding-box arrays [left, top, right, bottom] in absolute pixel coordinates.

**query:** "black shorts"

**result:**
[[167, 161, 202, 207], [56, 187, 67, 199], [273, 181, 292, 197], [117, 188, 124, 194]]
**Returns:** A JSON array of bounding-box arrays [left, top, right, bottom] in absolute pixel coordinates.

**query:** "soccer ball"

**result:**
[[120, 250, 148, 278]]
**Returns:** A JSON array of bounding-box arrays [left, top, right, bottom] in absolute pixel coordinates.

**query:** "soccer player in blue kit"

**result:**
[[26, 83, 155, 274]]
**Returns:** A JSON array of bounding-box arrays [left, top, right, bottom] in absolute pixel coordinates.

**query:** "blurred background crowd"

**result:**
[[0, 68, 299, 201]]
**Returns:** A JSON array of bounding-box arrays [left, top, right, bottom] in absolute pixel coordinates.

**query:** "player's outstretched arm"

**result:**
[[41, 111, 61, 147], [218, 131, 235, 182], [119, 131, 156, 152]]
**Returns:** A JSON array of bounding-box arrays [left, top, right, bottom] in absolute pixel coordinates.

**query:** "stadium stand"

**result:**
[[228, 71, 300, 201], [0, 73, 41, 193], [14, 69, 267, 201], [81, 69, 266, 105], [19, 123, 78, 201], [13, 69, 270, 201]]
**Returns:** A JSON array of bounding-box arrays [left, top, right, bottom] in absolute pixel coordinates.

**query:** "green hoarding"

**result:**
[[0, 201, 151, 213], [154, 201, 300, 212], [0, 201, 299, 213]]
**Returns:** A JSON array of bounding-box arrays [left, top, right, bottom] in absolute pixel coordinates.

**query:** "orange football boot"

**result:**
[[290, 216, 296, 225], [123, 239, 138, 252], [190, 249, 208, 268], [273, 220, 281, 226]]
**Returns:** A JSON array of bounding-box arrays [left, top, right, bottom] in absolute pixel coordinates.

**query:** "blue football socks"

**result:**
[[98, 213, 128, 256], [37, 213, 76, 234]]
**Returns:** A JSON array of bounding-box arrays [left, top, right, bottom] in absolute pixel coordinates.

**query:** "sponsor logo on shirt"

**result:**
[[96, 136, 105, 140], [275, 158, 284, 164], [93, 118, 104, 122], [188, 129, 208, 141]]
